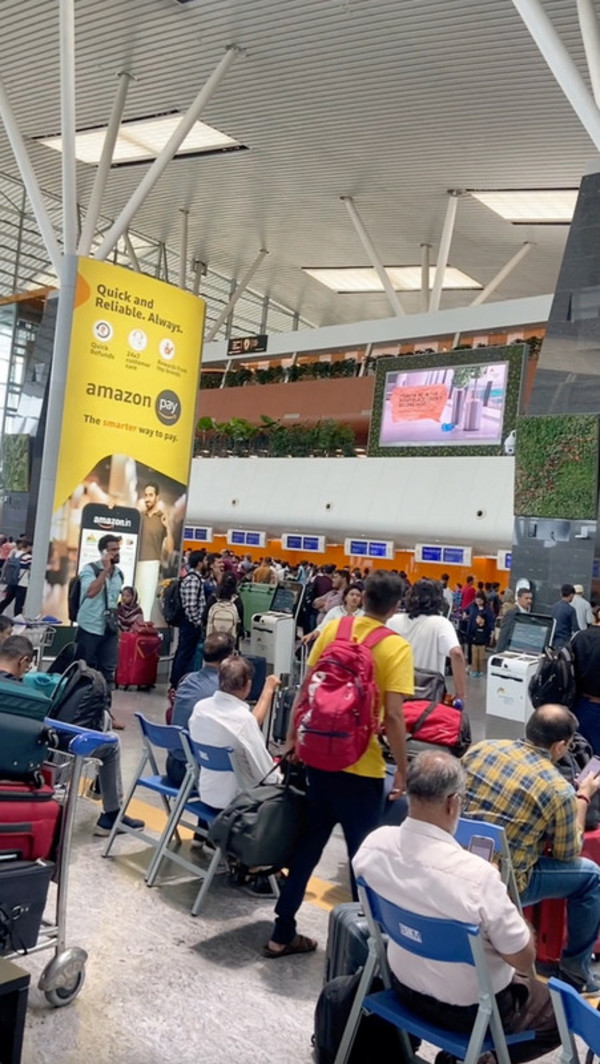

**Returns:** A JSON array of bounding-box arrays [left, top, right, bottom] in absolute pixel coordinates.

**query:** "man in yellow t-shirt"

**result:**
[[263, 571, 413, 958]]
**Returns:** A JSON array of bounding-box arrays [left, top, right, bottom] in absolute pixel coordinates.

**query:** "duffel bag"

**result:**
[[208, 766, 307, 869], [404, 698, 471, 758], [0, 782, 61, 861]]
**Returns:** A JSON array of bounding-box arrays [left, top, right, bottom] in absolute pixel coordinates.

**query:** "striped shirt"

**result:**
[[462, 738, 581, 893]]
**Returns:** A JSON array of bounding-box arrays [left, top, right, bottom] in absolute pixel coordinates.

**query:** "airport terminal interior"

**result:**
[[3, 0, 600, 1061]]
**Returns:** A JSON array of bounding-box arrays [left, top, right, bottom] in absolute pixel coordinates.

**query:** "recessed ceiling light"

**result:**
[[469, 189, 577, 224], [302, 266, 481, 293], [39, 112, 242, 166]]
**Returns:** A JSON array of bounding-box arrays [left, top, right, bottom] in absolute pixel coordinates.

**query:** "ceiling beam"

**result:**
[[340, 195, 405, 317], [205, 248, 269, 341], [78, 71, 133, 256], [429, 190, 461, 313]]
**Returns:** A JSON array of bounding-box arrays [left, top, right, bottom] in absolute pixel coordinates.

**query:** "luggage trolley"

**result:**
[[12, 619, 58, 670], [2, 719, 118, 1007]]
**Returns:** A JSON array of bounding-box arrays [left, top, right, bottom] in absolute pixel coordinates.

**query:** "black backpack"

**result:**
[[556, 731, 600, 832], [47, 660, 110, 736], [528, 645, 576, 709], [160, 578, 186, 627], [313, 970, 405, 1063], [67, 563, 125, 624]]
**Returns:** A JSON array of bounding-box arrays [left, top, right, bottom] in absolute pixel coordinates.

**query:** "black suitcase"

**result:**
[[0, 680, 55, 784], [246, 655, 267, 703], [0, 859, 54, 955], [272, 686, 297, 743], [324, 902, 370, 984]]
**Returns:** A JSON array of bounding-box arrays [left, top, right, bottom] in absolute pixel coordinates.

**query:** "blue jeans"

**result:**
[[520, 855, 600, 982], [271, 767, 384, 945]]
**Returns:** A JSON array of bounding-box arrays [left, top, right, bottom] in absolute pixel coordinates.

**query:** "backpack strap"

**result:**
[[361, 624, 394, 651], [336, 615, 356, 642]]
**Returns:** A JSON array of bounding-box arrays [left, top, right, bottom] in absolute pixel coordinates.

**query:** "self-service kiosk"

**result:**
[[250, 582, 304, 679], [485, 613, 555, 740]]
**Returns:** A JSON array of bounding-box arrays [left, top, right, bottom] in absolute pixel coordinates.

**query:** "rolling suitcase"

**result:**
[[522, 899, 566, 970], [115, 630, 161, 690], [272, 686, 297, 743], [324, 902, 370, 984], [0, 783, 61, 861], [246, 655, 267, 703], [0, 860, 55, 955], [0, 680, 55, 784]]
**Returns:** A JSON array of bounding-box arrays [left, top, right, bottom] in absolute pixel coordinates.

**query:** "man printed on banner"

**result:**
[[135, 481, 174, 622]]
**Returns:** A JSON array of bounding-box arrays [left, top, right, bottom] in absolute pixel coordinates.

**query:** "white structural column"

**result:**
[[577, 0, 600, 108], [0, 79, 61, 274], [341, 196, 404, 317], [78, 71, 132, 256], [429, 191, 461, 313], [470, 242, 533, 306], [206, 249, 268, 341], [192, 259, 206, 296], [95, 45, 243, 260], [60, 0, 78, 257], [179, 209, 189, 289], [511, 0, 600, 152], [420, 243, 431, 312], [123, 230, 140, 272], [26, 259, 79, 613]]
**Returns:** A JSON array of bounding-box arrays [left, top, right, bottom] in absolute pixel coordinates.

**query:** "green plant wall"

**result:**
[[514, 413, 599, 519]]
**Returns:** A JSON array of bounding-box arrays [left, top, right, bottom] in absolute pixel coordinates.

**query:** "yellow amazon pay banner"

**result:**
[[45, 257, 205, 622], [54, 257, 204, 506]]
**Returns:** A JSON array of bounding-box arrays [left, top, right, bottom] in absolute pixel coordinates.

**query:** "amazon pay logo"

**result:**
[[155, 389, 181, 426]]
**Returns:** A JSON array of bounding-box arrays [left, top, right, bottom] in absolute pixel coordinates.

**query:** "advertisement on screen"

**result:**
[[367, 345, 525, 458], [44, 257, 205, 623]]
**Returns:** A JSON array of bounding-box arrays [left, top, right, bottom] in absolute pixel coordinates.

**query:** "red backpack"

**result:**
[[294, 615, 392, 771]]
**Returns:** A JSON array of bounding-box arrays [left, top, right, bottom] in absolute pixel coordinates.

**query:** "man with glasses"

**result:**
[[353, 751, 560, 1061], [463, 704, 600, 994]]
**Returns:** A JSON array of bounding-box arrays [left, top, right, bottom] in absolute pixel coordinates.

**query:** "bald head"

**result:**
[[525, 704, 578, 751], [218, 655, 254, 697]]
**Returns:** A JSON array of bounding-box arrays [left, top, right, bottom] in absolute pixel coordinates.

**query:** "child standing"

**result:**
[[471, 613, 488, 677]]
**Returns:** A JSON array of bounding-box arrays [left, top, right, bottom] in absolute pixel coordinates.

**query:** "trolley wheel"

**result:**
[[44, 966, 85, 1008]]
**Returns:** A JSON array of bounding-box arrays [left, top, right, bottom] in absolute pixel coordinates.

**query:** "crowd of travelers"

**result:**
[[6, 530, 600, 1058]]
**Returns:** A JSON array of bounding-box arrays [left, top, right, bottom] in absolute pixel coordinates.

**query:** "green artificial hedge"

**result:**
[[514, 413, 599, 520], [194, 415, 356, 458], [2, 434, 30, 491]]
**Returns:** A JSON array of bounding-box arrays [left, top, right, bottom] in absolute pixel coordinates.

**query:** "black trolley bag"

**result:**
[[0, 858, 55, 955], [0, 678, 56, 785], [323, 902, 370, 983]]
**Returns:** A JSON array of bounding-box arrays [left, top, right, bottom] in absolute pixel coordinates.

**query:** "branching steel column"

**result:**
[[420, 243, 431, 312], [95, 45, 243, 260], [206, 248, 268, 342], [79, 71, 133, 256], [192, 259, 206, 296], [123, 231, 140, 272], [60, 0, 78, 257], [340, 196, 404, 317], [179, 209, 189, 289], [577, 0, 600, 108], [429, 191, 461, 313], [511, 0, 600, 152], [0, 79, 61, 274], [470, 242, 533, 306]]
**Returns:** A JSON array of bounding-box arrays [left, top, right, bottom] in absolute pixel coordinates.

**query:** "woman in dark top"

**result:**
[[572, 606, 600, 753]]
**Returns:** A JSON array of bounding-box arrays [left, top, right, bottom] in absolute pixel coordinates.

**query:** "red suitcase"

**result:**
[[582, 827, 600, 955], [115, 630, 161, 690], [0, 782, 61, 861], [523, 899, 566, 968]]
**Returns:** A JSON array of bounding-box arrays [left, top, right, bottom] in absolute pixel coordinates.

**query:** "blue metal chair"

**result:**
[[455, 816, 522, 911], [333, 875, 536, 1064], [144, 734, 233, 915], [103, 713, 195, 867], [549, 976, 600, 1064]]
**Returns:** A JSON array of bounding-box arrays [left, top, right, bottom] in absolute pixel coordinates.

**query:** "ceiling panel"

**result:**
[[0, 0, 593, 329]]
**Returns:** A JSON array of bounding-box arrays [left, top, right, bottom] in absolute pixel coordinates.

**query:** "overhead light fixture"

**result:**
[[302, 266, 481, 293], [469, 189, 577, 224], [39, 112, 243, 167]]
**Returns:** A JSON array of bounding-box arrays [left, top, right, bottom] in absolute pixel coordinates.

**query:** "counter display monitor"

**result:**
[[368, 344, 525, 458], [506, 613, 555, 655]]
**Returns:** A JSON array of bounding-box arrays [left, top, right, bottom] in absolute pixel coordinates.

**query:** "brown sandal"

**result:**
[[262, 934, 318, 958]]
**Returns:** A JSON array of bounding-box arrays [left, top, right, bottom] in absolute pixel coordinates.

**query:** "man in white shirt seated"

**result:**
[[353, 752, 559, 1062], [387, 578, 466, 705], [189, 655, 280, 810]]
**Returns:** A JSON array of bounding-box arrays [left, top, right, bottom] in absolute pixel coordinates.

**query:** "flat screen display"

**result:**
[[377, 360, 508, 448], [507, 614, 554, 655], [270, 582, 303, 616], [367, 345, 525, 458]]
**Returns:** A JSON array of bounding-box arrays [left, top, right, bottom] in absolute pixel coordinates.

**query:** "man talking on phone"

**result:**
[[75, 534, 123, 694]]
